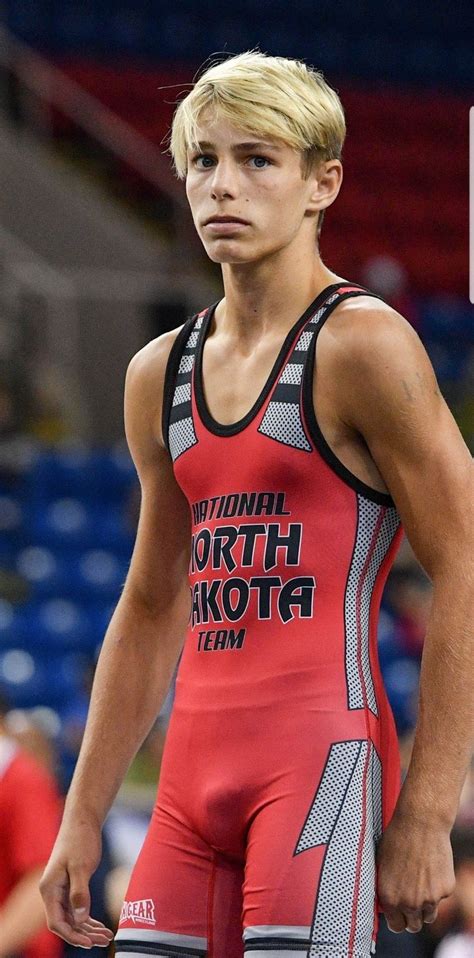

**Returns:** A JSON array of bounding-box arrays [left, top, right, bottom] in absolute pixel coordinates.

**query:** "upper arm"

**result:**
[[121, 332, 192, 615], [334, 303, 473, 579]]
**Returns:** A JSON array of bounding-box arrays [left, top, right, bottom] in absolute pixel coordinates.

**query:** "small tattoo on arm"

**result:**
[[402, 373, 440, 401], [402, 379, 415, 401]]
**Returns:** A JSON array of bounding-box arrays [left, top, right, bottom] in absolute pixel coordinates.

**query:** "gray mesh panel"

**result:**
[[294, 329, 314, 352], [186, 329, 199, 348], [169, 416, 197, 462], [295, 740, 380, 958], [259, 401, 311, 451], [172, 382, 192, 407], [178, 354, 194, 374], [279, 363, 304, 385], [353, 746, 382, 956], [168, 314, 202, 461], [344, 498, 400, 716]]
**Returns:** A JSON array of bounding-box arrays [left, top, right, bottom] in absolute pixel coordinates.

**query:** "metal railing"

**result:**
[[0, 223, 216, 441], [0, 25, 196, 255], [0, 224, 86, 435]]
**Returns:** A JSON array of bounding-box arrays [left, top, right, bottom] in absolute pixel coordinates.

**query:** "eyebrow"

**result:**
[[191, 140, 282, 152]]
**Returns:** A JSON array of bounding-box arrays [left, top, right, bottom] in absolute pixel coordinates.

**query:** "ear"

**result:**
[[306, 159, 343, 215]]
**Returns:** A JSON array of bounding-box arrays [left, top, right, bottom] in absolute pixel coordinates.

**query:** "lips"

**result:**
[[204, 216, 250, 225]]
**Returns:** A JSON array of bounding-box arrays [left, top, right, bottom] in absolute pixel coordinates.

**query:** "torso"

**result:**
[[154, 290, 391, 497]]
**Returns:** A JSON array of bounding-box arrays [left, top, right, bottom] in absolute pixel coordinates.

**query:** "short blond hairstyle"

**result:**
[[167, 50, 346, 240]]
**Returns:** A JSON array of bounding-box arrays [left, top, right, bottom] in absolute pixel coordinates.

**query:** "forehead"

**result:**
[[189, 113, 290, 154]]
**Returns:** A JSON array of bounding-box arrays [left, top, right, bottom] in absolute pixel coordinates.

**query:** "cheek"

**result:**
[[185, 172, 201, 196], [262, 185, 304, 225], [254, 175, 302, 207], [185, 182, 202, 219]]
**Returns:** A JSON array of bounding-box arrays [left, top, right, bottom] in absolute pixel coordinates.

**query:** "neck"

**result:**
[[218, 246, 345, 343]]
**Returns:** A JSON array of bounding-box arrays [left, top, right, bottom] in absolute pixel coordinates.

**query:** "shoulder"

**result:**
[[324, 293, 421, 361], [127, 322, 188, 392], [125, 315, 198, 448], [320, 294, 438, 430]]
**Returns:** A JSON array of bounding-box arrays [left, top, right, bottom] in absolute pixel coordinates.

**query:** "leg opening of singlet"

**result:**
[[244, 933, 372, 957], [243, 925, 311, 955], [114, 927, 208, 957]]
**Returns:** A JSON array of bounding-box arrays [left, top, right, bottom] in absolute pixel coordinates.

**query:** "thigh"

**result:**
[[242, 738, 382, 958], [114, 802, 244, 958]]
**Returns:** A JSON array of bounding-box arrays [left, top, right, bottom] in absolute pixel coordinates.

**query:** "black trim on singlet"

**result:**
[[161, 313, 204, 456], [194, 282, 343, 437], [115, 942, 206, 958], [301, 288, 395, 507], [244, 939, 309, 952]]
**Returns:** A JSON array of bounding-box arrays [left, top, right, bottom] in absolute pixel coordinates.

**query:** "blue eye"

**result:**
[[191, 154, 271, 169], [249, 155, 271, 168], [193, 154, 214, 169]]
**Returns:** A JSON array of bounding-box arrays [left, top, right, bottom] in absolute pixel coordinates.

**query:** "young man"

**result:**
[[40, 51, 473, 958]]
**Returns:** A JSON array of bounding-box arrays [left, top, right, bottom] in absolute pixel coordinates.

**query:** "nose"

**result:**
[[209, 158, 238, 200]]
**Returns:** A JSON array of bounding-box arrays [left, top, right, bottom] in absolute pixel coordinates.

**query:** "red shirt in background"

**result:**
[[0, 736, 63, 958]]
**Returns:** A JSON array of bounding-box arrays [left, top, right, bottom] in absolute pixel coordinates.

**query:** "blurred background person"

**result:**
[[0, 688, 62, 958]]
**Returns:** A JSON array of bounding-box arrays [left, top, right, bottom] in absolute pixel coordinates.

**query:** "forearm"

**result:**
[[63, 585, 188, 827], [0, 868, 46, 957], [395, 558, 474, 828]]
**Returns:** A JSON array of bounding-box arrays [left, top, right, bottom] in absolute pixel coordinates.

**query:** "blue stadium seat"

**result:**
[[0, 495, 23, 534], [15, 543, 128, 602], [29, 497, 96, 551], [7, 0, 473, 88], [0, 540, 14, 564], [85, 602, 116, 648], [27, 447, 103, 502], [426, 342, 470, 384], [29, 599, 94, 655], [420, 296, 474, 342], [88, 448, 136, 503], [382, 657, 420, 733], [26, 447, 137, 506], [376, 609, 400, 668], [0, 495, 23, 564], [72, 549, 128, 601], [0, 600, 29, 650], [43, 653, 89, 706], [0, 649, 47, 708], [95, 508, 135, 554], [26, 497, 135, 555], [15, 546, 72, 599]]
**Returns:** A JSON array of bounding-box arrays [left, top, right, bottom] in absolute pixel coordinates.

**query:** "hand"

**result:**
[[39, 818, 114, 948], [376, 812, 455, 934]]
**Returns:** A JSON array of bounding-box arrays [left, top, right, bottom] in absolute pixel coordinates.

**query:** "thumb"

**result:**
[[68, 868, 91, 923]]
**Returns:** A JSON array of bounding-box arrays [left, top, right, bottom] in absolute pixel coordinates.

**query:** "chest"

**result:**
[[199, 325, 388, 496]]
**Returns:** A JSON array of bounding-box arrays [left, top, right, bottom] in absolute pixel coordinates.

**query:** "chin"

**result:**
[[208, 251, 254, 264], [203, 240, 272, 265]]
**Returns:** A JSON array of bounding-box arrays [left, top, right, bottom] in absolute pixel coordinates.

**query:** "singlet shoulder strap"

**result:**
[[258, 282, 395, 506], [302, 284, 396, 506], [258, 283, 384, 450], [161, 307, 211, 461]]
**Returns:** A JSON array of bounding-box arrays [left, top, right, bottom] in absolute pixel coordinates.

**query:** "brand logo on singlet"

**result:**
[[189, 490, 317, 650], [119, 898, 156, 926]]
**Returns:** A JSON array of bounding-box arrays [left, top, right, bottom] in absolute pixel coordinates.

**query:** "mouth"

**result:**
[[204, 216, 250, 226]]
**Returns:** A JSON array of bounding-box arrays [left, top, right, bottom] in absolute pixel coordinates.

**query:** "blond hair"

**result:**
[[167, 50, 346, 240]]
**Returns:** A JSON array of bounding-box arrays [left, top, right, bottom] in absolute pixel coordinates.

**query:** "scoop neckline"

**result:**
[[193, 282, 343, 437]]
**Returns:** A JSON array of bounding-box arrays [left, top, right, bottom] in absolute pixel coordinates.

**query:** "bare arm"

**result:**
[[332, 302, 473, 932], [40, 330, 192, 947], [0, 868, 48, 958]]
